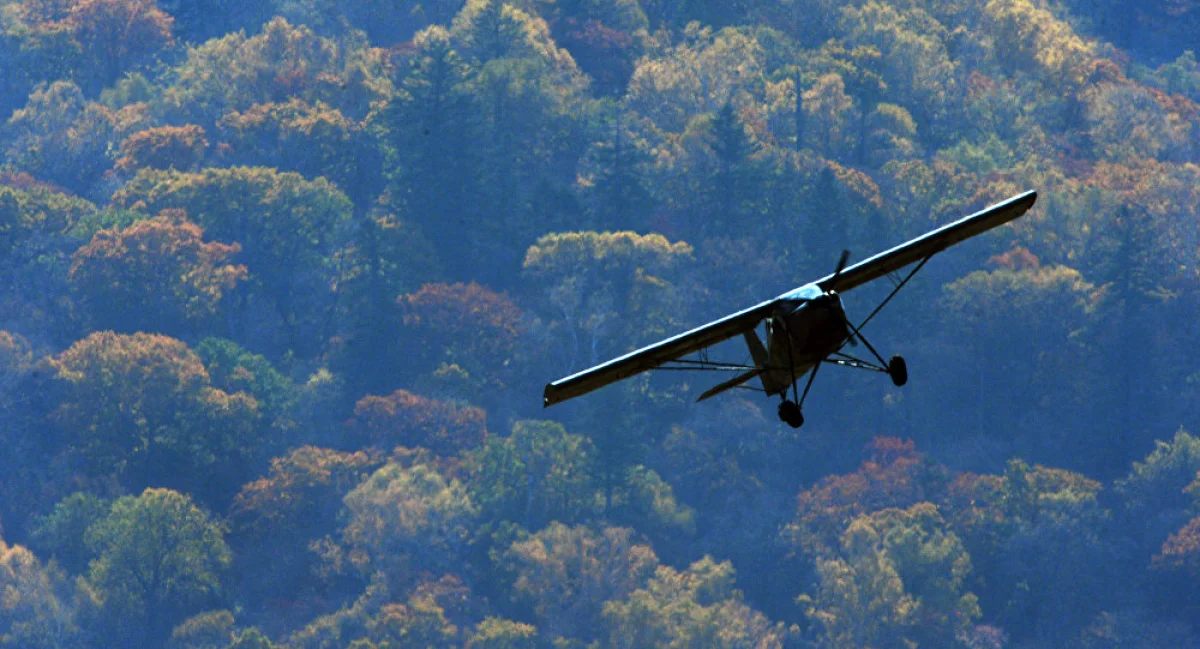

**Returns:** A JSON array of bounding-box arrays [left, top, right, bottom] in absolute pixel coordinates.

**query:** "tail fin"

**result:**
[[743, 329, 787, 395]]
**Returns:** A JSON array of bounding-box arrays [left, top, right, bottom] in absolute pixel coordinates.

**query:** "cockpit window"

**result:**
[[779, 284, 824, 301]]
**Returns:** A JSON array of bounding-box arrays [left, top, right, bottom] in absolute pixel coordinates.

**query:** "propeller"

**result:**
[[829, 250, 857, 346], [831, 249, 850, 286]]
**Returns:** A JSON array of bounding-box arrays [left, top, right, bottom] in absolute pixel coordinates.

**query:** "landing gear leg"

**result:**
[[779, 360, 821, 429]]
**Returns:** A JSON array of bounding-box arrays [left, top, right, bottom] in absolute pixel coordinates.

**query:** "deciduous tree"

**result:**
[[349, 389, 488, 457], [48, 332, 260, 502], [799, 503, 978, 649], [602, 556, 791, 649], [115, 124, 209, 172], [68, 210, 247, 335], [337, 461, 478, 589], [112, 166, 355, 355], [467, 419, 597, 528], [0, 534, 96, 649], [86, 488, 231, 647], [502, 523, 658, 642], [399, 282, 525, 391], [66, 0, 175, 93]]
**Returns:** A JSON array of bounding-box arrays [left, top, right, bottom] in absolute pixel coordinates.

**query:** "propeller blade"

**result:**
[[833, 249, 850, 280], [833, 250, 857, 345]]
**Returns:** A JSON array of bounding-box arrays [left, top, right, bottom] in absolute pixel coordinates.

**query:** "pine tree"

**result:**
[[708, 100, 757, 235], [591, 110, 653, 231]]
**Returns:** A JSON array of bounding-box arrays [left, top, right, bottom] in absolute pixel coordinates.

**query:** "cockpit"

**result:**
[[777, 283, 824, 302]]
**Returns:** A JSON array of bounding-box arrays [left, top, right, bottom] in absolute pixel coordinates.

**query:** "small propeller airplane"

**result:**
[[543, 190, 1037, 427]]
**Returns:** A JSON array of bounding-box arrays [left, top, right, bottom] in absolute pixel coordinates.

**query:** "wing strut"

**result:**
[[854, 255, 930, 334]]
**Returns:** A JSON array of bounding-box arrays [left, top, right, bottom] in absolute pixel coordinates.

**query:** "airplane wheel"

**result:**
[[778, 400, 804, 428], [888, 355, 908, 387]]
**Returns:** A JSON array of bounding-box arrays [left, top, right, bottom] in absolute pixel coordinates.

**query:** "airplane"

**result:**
[[542, 190, 1038, 427]]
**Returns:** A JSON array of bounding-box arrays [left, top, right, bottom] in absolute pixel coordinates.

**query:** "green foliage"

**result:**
[[29, 491, 110, 576], [167, 609, 234, 649], [157, 16, 390, 127], [86, 488, 231, 645], [7, 0, 1200, 646], [196, 337, 297, 422], [217, 99, 384, 203], [467, 617, 538, 649], [1116, 430, 1200, 543], [226, 627, 276, 649], [0, 532, 96, 649], [944, 460, 1115, 642], [468, 419, 598, 527], [524, 230, 694, 365], [4, 80, 145, 195], [936, 262, 1102, 457]]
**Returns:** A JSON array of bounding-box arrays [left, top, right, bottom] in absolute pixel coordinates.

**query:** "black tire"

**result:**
[[888, 355, 908, 387], [778, 400, 804, 428]]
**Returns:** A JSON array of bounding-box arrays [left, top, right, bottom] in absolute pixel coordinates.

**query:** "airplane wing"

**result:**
[[543, 298, 777, 407], [816, 190, 1037, 294]]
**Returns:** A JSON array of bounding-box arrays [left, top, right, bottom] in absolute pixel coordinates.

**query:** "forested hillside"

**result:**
[[3, 0, 1200, 647]]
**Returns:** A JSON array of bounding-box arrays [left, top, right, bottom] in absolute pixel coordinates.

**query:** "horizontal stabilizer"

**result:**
[[697, 370, 762, 402]]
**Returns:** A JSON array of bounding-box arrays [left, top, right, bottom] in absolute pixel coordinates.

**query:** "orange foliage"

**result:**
[[1153, 516, 1200, 576], [116, 125, 209, 171], [232, 445, 383, 538], [69, 210, 246, 332], [349, 389, 487, 457], [988, 245, 1041, 271], [67, 0, 174, 70], [401, 282, 525, 380], [944, 459, 1104, 545], [789, 437, 948, 555]]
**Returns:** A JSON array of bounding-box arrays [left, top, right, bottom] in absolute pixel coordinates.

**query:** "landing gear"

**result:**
[[778, 400, 804, 428], [888, 355, 908, 386]]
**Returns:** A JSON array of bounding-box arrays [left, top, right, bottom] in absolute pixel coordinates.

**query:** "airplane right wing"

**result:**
[[543, 298, 777, 407], [817, 191, 1038, 295]]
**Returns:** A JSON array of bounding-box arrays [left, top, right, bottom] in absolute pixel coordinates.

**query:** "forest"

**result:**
[[2, 0, 1200, 647]]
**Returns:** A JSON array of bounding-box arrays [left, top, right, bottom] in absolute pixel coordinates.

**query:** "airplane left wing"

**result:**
[[543, 298, 777, 407]]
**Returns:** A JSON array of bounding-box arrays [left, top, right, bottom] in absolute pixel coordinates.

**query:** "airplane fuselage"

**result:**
[[760, 284, 852, 396]]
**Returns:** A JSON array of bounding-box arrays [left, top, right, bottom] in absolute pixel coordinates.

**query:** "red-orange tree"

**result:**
[[231, 446, 383, 607], [68, 210, 247, 335], [348, 389, 487, 458], [112, 166, 355, 355], [66, 0, 174, 91], [115, 125, 209, 172], [399, 282, 525, 390], [788, 437, 950, 557]]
